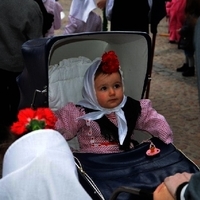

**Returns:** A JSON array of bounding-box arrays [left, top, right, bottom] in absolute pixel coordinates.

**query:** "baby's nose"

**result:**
[[109, 88, 115, 95]]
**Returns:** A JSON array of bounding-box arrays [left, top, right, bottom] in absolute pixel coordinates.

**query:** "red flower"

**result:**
[[10, 107, 57, 136], [101, 51, 119, 73], [36, 108, 57, 129], [10, 121, 28, 136], [17, 108, 36, 124]]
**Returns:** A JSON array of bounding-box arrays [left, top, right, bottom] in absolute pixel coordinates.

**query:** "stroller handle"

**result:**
[[109, 186, 153, 200]]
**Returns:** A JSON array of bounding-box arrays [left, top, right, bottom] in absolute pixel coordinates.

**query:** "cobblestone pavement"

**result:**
[[151, 20, 200, 167]]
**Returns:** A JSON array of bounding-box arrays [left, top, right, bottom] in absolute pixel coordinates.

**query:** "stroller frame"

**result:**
[[19, 31, 152, 147], [19, 31, 152, 110]]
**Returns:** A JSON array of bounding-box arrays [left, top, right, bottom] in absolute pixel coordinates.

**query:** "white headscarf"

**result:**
[[69, 0, 97, 22], [0, 129, 92, 200], [106, 0, 114, 21], [77, 58, 128, 145]]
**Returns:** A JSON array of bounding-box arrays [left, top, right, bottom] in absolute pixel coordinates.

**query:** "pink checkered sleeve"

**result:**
[[54, 103, 85, 140], [135, 99, 173, 144]]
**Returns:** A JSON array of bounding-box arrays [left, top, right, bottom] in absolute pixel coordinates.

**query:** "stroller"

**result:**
[[18, 31, 152, 145], [18, 32, 199, 200]]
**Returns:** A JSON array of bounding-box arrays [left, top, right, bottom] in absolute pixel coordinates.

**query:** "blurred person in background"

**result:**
[[176, 0, 200, 76], [166, 0, 186, 43], [64, 0, 102, 34], [42, 0, 63, 37], [97, 0, 150, 33], [0, 0, 43, 142]]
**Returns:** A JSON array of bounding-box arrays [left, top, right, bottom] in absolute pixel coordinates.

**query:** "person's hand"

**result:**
[[153, 182, 174, 200], [96, 0, 107, 10], [164, 172, 193, 198]]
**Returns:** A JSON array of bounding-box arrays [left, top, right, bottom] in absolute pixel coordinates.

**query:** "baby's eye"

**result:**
[[100, 86, 107, 91], [114, 84, 121, 89]]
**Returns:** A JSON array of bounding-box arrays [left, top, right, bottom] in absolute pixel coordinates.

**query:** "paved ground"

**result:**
[[151, 21, 200, 167]]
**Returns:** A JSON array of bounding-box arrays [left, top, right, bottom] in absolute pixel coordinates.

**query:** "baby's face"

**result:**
[[94, 72, 123, 109]]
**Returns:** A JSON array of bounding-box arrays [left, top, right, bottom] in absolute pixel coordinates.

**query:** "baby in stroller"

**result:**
[[16, 33, 199, 200], [54, 50, 173, 153]]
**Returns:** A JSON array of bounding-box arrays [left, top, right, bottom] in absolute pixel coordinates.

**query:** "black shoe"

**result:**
[[182, 67, 195, 77], [169, 40, 177, 44], [176, 63, 189, 72]]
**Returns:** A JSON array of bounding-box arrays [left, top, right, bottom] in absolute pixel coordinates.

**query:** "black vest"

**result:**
[[83, 97, 141, 150]]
